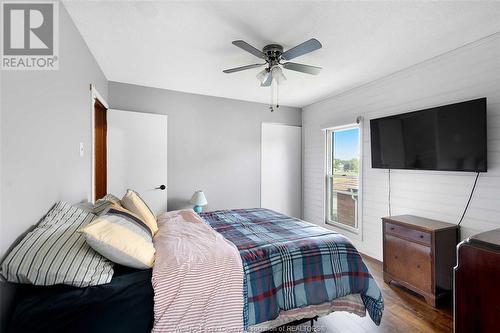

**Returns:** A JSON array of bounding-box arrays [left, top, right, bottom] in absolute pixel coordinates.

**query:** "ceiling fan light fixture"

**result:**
[[271, 65, 286, 84], [256, 68, 269, 84], [260, 72, 273, 87]]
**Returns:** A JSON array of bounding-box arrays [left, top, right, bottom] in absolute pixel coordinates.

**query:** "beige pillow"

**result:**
[[79, 204, 155, 269], [121, 189, 158, 234]]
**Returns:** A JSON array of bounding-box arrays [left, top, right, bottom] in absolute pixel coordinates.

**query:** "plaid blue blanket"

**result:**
[[200, 208, 384, 328]]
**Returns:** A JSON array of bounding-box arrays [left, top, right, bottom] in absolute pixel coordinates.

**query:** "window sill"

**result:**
[[325, 220, 362, 240]]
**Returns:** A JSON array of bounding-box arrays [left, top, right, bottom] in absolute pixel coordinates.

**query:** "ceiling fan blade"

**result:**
[[282, 62, 322, 75], [261, 72, 273, 87], [223, 63, 265, 74], [232, 40, 266, 59], [281, 38, 322, 60]]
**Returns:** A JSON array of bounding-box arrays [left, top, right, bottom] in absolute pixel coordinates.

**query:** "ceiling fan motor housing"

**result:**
[[263, 44, 284, 65]]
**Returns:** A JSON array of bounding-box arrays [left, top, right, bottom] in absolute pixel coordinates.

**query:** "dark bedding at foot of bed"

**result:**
[[6, 265, 153, 333]]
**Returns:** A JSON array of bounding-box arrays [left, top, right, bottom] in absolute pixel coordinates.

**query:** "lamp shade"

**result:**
[[256, 68, 269, 84], [271, 65, 286, 84], [190, 190, 207, 206]]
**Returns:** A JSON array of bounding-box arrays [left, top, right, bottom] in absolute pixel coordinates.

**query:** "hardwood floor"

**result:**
[[275, 255, 453, 333]]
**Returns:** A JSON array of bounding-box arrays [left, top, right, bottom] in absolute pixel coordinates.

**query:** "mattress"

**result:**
[[7, 265, 153, 333]]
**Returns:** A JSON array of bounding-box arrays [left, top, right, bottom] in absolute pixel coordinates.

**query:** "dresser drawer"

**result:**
[[385, 234, 432, 293], [385, 221, 431, 246], [405, 240, 432, 293], [385, 234, 409, 282]]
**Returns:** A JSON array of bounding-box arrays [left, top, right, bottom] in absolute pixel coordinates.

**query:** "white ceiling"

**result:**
[[63, 1, 500, 108]]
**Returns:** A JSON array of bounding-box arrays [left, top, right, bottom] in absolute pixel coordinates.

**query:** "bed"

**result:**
[[6, 208, 383, 332]]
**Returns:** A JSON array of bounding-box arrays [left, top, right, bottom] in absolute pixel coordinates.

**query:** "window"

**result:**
[[325, 124, 361, 233]]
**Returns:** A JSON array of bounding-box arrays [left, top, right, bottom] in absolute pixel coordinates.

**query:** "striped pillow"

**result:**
[[79, 205, 155, 269], [0, 202, 114, 287], [93, 193, 122, 215], [121, 189, 158, 234]]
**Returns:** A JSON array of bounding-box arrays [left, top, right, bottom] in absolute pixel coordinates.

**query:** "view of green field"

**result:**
[[332, 158, 359, 192]]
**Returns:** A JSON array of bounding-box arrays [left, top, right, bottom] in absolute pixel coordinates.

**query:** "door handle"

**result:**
[[156, 185, 166, 190]]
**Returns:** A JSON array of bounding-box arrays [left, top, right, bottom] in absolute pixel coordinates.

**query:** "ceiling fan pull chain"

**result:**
[[276, 82, 279, 109], [270, 81, 274, 112], [272, 80, 275, 107], [270, 79, 279, 112]]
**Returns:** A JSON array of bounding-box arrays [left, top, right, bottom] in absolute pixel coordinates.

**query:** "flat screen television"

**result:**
[[370, 98, 487, 172]]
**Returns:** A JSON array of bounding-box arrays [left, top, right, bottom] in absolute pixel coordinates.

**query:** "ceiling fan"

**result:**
[[223, 38, 322, 111]]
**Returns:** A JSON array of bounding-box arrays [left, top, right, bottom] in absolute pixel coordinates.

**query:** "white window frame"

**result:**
[[324, 121, 363, 239]]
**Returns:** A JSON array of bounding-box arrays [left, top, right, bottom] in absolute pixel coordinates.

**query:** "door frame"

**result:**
[[260, 122, 302, 218], [90, 84, 109, 203]]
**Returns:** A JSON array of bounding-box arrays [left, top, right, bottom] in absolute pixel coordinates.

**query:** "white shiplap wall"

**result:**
[[302, 32, 500, 260]]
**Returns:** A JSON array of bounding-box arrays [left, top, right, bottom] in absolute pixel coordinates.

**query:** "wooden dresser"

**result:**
[[382, 215, 459, 307], [454, 228, 500, 333]]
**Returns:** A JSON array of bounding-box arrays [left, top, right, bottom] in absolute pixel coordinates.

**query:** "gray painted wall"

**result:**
[[108, 82, 301, 212], [0, 5, 108, 257]]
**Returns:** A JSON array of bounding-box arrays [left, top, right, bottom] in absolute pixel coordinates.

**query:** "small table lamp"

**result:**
[[190, 190, 207, 213]]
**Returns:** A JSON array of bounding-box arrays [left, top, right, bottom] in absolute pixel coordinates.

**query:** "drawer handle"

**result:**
[[420, 235, 424, 239], [417, 265, 421, 269], [394, 255, 398, 259], [390, 227, 395, 231]]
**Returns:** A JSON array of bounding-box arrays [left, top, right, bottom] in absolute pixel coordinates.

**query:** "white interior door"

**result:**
[[261, 123, 302, 218], [107, 109, 167, 214]]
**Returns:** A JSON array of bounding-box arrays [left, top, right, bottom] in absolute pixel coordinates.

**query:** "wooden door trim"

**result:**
[[90, 84, 109, 203], [94, 99, 107, 201]]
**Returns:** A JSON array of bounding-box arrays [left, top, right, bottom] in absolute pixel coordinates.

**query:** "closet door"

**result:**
[[261, 123, 302, 218], [107, 109, 167, 214]]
